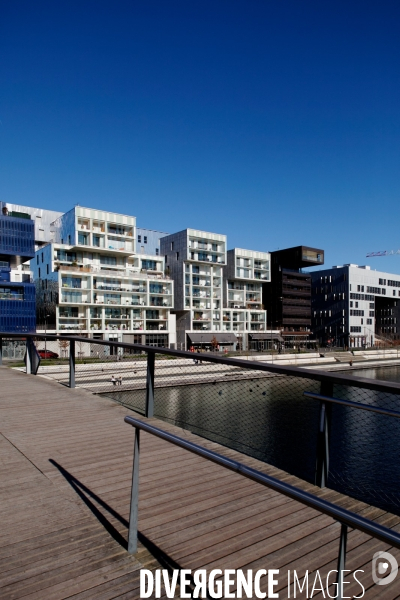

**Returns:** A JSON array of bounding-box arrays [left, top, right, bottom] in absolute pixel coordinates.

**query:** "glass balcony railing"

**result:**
[[0, 293, 23, 300]]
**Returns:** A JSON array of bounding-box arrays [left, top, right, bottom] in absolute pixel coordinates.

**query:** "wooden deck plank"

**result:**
[[0, 366, 398, 599]]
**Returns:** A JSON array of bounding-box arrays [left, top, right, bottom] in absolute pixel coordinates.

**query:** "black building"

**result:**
[[263, 246, 324, 347]]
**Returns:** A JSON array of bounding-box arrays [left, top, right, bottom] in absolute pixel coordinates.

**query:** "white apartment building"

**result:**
[[223, 249, 270, 350], [31, 207, 175, 348], [312, 264, 400, 348], [161, 230, 270, 350]]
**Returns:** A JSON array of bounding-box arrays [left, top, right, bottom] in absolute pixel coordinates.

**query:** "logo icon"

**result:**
[[372, 551, 398, 585]]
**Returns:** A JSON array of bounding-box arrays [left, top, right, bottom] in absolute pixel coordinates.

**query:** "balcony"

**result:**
[[0, 293, 23, 301]]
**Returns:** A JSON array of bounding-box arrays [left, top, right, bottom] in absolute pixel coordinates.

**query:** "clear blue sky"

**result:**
[[1, 1, 399, 273]]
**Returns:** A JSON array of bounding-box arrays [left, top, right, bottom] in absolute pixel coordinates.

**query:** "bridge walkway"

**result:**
[[0, 367, 399, 599]]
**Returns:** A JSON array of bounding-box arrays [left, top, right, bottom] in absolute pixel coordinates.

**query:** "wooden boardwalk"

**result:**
[[0, 366, 399, 599]]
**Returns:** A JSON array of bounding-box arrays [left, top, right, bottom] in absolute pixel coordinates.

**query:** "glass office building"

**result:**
[[0, 209, 36, 332]]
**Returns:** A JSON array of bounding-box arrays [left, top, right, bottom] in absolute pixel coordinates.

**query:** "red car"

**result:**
[[37, 350, 59, 359]]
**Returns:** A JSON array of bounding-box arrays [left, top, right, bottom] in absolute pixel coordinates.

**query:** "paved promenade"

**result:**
[[1, 367, 399, 599]]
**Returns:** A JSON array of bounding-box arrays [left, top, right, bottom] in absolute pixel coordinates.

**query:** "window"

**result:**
[[165, 255, 167, 264], [350, 326, 362, 332], [100, 255, 117, 266], [46, 264, 49, 274], [142, 260, 157, 270], [68, 235, 71, 244], [367, 318, 373, 325], [171, 242, 174, 251], [78, 233, 88, 245], [155, 248, 159, 256], [379, 278, 386, 285], [144, 236, 147, 244], [62, 277, 81, 289], [350, 301, 353, 308], [176, 252, 179, 261], [369, 311, 375, 317], [38, 268, 41, 278], [41, 253, 44, 263], [138, 235, 141, 243], [36, 255, 39, 265]]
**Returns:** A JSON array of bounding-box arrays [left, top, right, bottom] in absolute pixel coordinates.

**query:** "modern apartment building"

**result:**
[[31, 207, 175, 347], [223, 248, 270, 350], [161, 229, 227, 349], [312, 264, 400, 348], [0, 206, 36, 332], [161, 230, 270, 350], [263, 246, 324, 347], [0, 201, 63, 249]]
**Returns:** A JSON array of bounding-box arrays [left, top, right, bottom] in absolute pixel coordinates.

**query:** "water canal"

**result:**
[[107, 364, 400, 514]]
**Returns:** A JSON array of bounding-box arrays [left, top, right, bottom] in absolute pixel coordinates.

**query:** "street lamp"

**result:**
[[44, 314, 51, 354]]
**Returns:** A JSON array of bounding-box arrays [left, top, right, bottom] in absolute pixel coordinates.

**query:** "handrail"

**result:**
[[2, 331, 400, 395], [304, 391, 400, 419], [124, 416, 400, 560]]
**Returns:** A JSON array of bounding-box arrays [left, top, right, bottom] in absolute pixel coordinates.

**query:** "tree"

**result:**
[[211, 336, 218, 352], [58, 338, 69, 358]]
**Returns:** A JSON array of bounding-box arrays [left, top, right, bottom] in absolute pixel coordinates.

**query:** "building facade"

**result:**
[[223, 248, 270, 350], [161, 230, 270, 350], [31, 207, 175, 347], [263, 246, 324, 348], [0, 207, 36, 332], [312, 264, 400, 348], [136, 228, 169, 256]]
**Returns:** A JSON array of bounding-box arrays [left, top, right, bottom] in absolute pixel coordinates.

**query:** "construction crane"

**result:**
[[366, 249, 400, 258]]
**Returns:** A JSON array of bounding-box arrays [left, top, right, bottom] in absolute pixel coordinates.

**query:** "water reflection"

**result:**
[[107, 369, 400, 515]]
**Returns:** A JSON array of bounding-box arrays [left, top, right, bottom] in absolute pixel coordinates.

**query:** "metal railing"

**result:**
[[124, 416, 400, 598], [2, 332, 400, 513]]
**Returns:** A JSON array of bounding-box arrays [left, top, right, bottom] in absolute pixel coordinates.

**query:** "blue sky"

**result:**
[[1, 1, 399, 273]]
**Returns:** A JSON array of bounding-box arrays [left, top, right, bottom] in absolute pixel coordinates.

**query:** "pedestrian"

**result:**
[[118, 376, 122, 385], [190, 345, 197, 364], [110, 375, 116, 386], [197, 348, 202, 364]]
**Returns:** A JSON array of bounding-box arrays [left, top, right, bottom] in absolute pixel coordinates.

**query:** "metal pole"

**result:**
[[336, 523, 348, 600], [0, 337, 2, 366], [26, 339, 32, 375], [315, 381, 333, 487], [127, 428, 140, 554], [69, 339, 75, 388], [145, 351, 155, 417]]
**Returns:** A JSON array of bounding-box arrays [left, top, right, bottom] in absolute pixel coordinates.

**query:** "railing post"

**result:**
[[26, 338, 32, 375], [128, 428, 140, 554], [315, 381, 333, 487], [69, 339, 75, 388], [336, 523, 348, 600], [145, 351, 155, 418]]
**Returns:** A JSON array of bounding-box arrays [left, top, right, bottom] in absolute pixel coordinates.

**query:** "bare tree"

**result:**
[[58, 338, 69, 359]]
